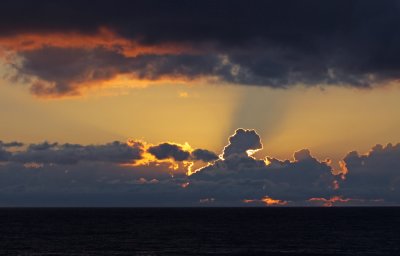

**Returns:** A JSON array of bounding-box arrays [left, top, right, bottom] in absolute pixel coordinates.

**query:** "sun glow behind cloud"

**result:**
[[2, 67, 400, 164], [1, 23, 400, 166]]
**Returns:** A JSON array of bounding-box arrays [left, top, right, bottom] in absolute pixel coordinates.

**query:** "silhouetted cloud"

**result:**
[[148, 143, 191, 162], [12, 141, 144, 165], [147, 142, 218, 163], [2, 0, 400, 96], [14, 47, 223, 96], [337, 143, 400, 204], [222, 128, 262, 159], [0, 148, 11, 162], [191, 149, 218, 162], [0, 141, 20, 161], [1, 129, 400, 206], [190, 129, 337, 202], [0, 141, 24, 148]]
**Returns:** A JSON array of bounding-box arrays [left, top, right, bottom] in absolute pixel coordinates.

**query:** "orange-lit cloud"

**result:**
[[0, 28, 193, 57], [308, 196, 352, 207], [127, 140, 189, 173], [337, 160, 349, 180], [3, 0, 400, 102], [308, 196, 386, 207], [126, 139, 217, 176], [0, 28, 209, 98], [2, 43, 221, 98], [28, 75, 210, 99], [243, 196, 288, 206]]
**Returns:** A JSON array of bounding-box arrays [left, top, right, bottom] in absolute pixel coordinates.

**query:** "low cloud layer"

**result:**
[[190, 130, 336, 203], [1, 129, 399, 206], [2, 1, 400, 97], [337, 143, 400, 204]]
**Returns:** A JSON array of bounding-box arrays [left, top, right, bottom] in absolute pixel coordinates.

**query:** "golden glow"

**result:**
[[261, 196, 288, 206], [178, 91, 189, 98], [125, 139, 203, 175], [338, 160, 349, 179], [0, 28, 218, 99], [263, 157, 271, 166], [1, 26, 400, 163], [246, 149, 262, 157], [2, 65, 400, 164], [128, 141, 176, 170], [243, 196, 288, 206], [257, 85, 400, 167], [27, 70, 222, 99]]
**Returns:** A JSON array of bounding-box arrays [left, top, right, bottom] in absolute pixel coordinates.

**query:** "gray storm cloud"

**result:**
[[2, 0, 400, 96]]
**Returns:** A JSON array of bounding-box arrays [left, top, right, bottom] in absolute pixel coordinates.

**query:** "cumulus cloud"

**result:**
[[1, 129, 400, 206], [337, 143, 400, 204], [188, 129, 338, 203], [222, 128, 262, 159], [191, 149, 219, 162], [147, 142, 219, 163], [147, 143, 191, 162], [2, 0, 400, 96]]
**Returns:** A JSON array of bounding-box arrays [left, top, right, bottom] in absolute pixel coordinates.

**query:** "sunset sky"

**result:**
[[1, 0, 400, 206]]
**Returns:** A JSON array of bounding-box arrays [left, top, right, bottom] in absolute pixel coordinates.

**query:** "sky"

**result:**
[[1, 0, 400, 206]]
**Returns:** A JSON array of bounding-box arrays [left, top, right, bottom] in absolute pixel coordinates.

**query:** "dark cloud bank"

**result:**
[[1, 129, 399, 206], [2, 0, 400, 96]]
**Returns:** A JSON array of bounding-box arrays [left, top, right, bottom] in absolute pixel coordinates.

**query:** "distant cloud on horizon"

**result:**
[[0, 128, 399, 206]]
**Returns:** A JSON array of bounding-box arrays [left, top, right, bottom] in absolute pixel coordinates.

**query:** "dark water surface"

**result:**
[[0, 208, 399, 255]]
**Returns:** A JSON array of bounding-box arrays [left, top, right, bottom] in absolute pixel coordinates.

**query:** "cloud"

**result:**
[[308, 196, 353, 207], [337, 143, 400, 204], [12, 141, 144, 165], [222, 128, 263, 159], [0, 141, 22, 161], [12, 47, 222, 97], [148, 143, 191, 162], [0, 141, 24, 148], [243, 196, 288, 206], [0, 148, 11, 162], [1, 129, 400, 206], [191, 149, 219, 162], [2, 1, 400, 97], [147, 142, 218, 163], [190, 129, 338, 203], [0, 160, 191, 206]]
